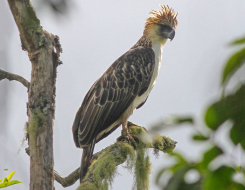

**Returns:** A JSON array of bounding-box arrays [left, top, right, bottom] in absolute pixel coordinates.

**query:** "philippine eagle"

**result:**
[[72, 4, 178, 182]]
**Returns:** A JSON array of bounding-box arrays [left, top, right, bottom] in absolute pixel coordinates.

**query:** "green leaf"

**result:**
[[0, 171, 22, 188], [231, 36, 245, 45], [205, 99, 227, 130], [200, 146, 223, 170], [192, 134, 209, 141], [173, 117, 194, 124], [2, 178, 8, 184], [202, 166, 235, 190], [177, 180, 202, 190], [170, 162, 189, 173], [5, 180, 22, 186], [240, 138, 245, 150], [7, 171, 15, 181], [222, 47, 245, 85], [0, 180, 22, 188], [230, 182, 245, 190], [0, 180, 8, 188], [0, 184, 6, 188], [205, 85, 245, 139], [230, 120, 245, 145]]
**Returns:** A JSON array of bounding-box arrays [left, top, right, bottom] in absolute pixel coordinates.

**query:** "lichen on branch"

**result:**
[[77, 122, 177, 190]]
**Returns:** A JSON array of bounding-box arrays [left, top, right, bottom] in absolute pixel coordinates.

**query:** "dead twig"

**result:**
[[0, 69, 30, 88]]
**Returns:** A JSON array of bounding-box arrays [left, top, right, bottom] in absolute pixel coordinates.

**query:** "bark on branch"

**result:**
[[26, 123, 177, 188], [0, 69, 30, 88]]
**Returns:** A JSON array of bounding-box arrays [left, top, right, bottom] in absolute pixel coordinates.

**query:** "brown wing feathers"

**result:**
[[72, 46, 155, 148]]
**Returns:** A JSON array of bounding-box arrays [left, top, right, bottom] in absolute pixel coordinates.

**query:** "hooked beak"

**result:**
[[163, 28, 175, 41]]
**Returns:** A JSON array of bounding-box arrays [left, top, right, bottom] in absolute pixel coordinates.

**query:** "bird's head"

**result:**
[[144, 5, 178, 43]]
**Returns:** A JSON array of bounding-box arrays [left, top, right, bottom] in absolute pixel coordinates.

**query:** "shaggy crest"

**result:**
[[144, 4, 178, 35]]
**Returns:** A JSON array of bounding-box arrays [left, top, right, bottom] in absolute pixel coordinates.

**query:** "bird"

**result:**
[[72, 4, 178, 183]]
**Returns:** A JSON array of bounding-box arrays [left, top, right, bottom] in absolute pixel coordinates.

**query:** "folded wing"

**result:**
[[72, 46, 155, 148]]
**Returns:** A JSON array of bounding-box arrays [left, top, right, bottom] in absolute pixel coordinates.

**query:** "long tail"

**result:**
[[80, 139, 96, 183]]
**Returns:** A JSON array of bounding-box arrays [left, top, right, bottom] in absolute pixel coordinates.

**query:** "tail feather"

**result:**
[[80, 140, 96, 183]]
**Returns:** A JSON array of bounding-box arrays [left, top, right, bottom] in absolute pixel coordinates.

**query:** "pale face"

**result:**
[[147, 23, 175, 44]]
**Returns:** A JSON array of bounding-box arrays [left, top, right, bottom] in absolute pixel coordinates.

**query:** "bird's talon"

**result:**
[[132, 134, 139, 144], [117, 132, 139, 148]]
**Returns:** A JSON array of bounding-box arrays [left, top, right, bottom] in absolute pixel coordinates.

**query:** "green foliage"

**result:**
[[0, 171, 22, 188], [172, 117, 194, 124], [192, 133, 209, 141], [205, 85, 245, 147], [198, 145, 223, 171], [156, 34, 245, 190], [156, 146, 245, 189], [156, 153, 200, 190], [231, 35, 245, 45], [222, 36, 245, 85], [202, 166, 236, 190]]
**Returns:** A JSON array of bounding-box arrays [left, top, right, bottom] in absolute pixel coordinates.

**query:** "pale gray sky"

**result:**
[[1, 0, 245, 189]]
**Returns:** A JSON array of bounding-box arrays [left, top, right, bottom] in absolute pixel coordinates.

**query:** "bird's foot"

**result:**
[[117, 129, 139, 148]]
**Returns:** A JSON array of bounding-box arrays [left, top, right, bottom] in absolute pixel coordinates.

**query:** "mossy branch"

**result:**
[[8, 0, 43, 52], [0, 69, 30, 89], [79, 122, 177, 190], [25, 122, 176, 188]]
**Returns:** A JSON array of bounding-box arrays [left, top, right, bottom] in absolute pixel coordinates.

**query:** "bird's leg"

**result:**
[[117, 120, 139, 148]]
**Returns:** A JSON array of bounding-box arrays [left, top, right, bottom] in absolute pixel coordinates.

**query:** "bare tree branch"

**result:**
[[54, 168, 80, 187], [26, 123, 176, 188], [0, 69, 30, 88]]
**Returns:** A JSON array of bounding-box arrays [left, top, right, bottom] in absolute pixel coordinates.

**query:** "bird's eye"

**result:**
[[160, 24, 171, 32]]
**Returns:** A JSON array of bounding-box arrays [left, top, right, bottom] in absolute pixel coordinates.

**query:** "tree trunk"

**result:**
[[7, 1, 62, 189]]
